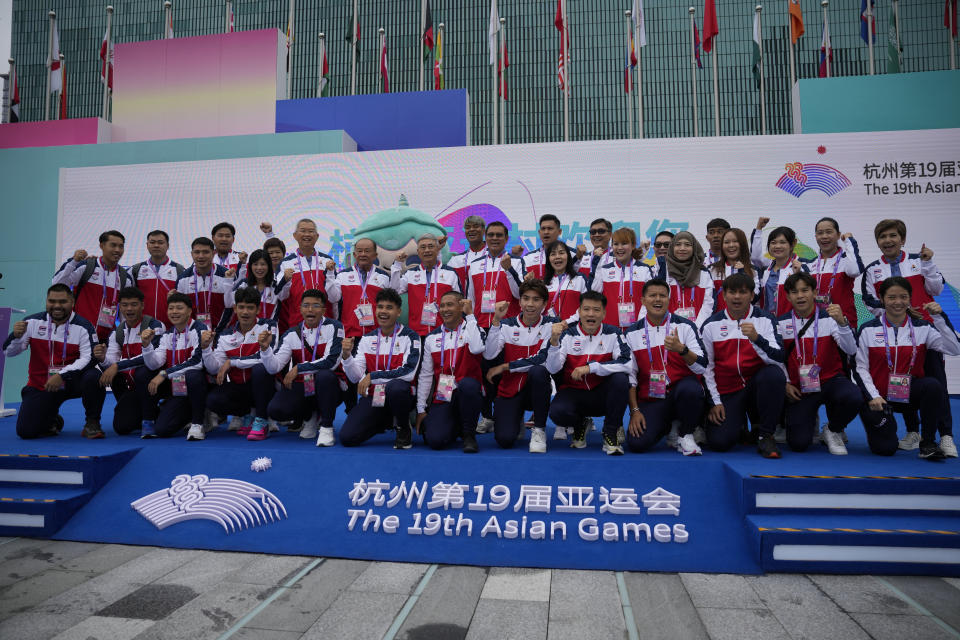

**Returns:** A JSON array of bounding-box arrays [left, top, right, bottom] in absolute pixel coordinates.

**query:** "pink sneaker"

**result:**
[[237, 414, 254, 436], [246, 417, 268, 441]]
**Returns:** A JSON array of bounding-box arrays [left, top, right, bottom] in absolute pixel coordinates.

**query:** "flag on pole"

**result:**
[[489, 0, 500, 65], [9, 65, 19, 122], [380, 31, 389, 93], [434, 26, 444, 89], [694, 21, 703, 69], [702, 0, 718, 53], [752, 9, 762, 88], [423, 1, 434, 57], [227, 3, 235, 32], [100, 27, 114, 90], [888, 5, 902, 72], [624, 40, 633, 93], [946, 0, 958, 38], [320, 45, 330, 96], [344, 11, 360, 59], [50, 20, 62, 92], [789, 0, 804, 45], [166, 9, 174, 39], [818, 23, 832, 77], [555, 0, 568, 89], [860, 0, 876, 44], [59, 57, 67, 119], [633, 0, 647, 47], [286, 13, 293, 71], [499, 34, 509, 99]]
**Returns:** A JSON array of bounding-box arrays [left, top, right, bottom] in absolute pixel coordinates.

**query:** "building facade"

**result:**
[[9, 0, 958, 143]]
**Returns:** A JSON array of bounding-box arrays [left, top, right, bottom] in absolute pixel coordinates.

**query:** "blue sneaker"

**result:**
[[247, 417, 268, 441], [140, 420, 157, 439]]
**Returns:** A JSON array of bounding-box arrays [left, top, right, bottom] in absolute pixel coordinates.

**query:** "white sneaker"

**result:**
[[476, 417, 494, 434], [822, 428, 848, 456], [693, 426, 707, 445], [316, 426, 335, 447], [553, 426, 569, 440], [203, 410, 221, 433], [529, 427, 547, 453], [268, 419, 280, 432], [227, 415, 244, 431], [899, 431, 921, 451], [940, 435, 958, 458], [602, 433, 624, 455], [186, 424, 205, 441], [569, 428, 586, 449], [677, 433, 702, 456], [300, 412, 319, 440], [665, 420, 680, 449], [774, 425, 787, 444]]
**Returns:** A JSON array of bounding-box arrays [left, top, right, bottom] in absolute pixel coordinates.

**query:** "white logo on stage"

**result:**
[[131, 474, 287, 533]]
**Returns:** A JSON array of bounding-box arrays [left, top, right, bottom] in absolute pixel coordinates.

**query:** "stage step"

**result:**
[[0, 485, 93, 537], [742, 473, 960, 517], [747, 513, 960, 576]]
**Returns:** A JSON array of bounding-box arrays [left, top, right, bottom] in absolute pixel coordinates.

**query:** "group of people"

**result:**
[[4, 213, 957, 461]]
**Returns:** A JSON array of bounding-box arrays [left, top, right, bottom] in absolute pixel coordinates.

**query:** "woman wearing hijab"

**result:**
[[654, 231, 715, 328]]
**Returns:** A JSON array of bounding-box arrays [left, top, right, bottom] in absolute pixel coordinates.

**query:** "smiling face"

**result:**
[[787, 279, 816, 317], [612, 239, 633, 264], [768, 235, 794, 261], [118, 296, 144, 326], [300, 295, 325, 328], [376, 299, 402, 332], [520, 290, 546, 320], [212, 228, 234, 255], [548, 244, 569, 273], [815, 221, 840, 254], [100, 234, 125, 266], [642, 283, 670, 320], [167, 301, 192, 328], [579, 299, 605, 333], [877, 228, 904, 260], [881, 284, 911, 319], [293, 220, 319, 252], [723, 287, 753, 317], [234, 301, 259, 329], [353, 238, 377, 270], [589, 223, 611, 249], [417, 237, 440, 268], [250, 257, 271, 283], [464, 221, 486, 246], [485, 225, 507, 256], [192, 244, 214, 272], [672, 237, 694, 262], [722, 230, 741, 261], [439, 293, 462, 328], [267, 246, 285, 269], [46, 289, 74, 323], [654, 234, 672, 258]]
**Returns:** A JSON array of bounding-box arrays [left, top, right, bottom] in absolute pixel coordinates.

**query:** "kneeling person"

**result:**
[[340, 289, 421, 448], [546, 290, 632, 455], [624, 280, 707, 456], [416, 292, 485, 453]]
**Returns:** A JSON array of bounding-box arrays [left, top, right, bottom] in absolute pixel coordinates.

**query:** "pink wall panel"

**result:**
[[0, 118, 102, 149]]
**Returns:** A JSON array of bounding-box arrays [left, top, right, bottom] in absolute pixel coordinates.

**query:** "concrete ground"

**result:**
[[0, 537, 958, 640]]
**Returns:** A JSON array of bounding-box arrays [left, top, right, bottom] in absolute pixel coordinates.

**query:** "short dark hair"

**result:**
[[440, 290, 464, 304], [706, 218, 731, 231], [211, 222, 236, 237], [47, 283, 73, 298], [191, 237, 215, 250], [167, 292, 193, 308], [486, 221, 509, 236], [118, 286, 144, 302], [244, 249, 272, 286], [878, 276, 913, 298], [539, 214, 561, 229], [874, 219, 906, 242], [642, 279, 670, 296], [815, 217, 840, 234], [301, 288, 327, 305], [722, 272, 755, 293], [99, 230, 125, 244], [234, 286, 262, 306], [580, 290, 607, 308], [767, 226, 797, 248], [519, 279, 548, 302], [654, 231, 675, 241], [589, 218, 612, 232], [784, 272, 817, 293], [376, 287, 403, 308], [147, 229, 169, 243], [263, 237, 286, 254]]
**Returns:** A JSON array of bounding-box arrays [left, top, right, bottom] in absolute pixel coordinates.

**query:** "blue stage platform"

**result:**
[[1, 397, 958, 576]]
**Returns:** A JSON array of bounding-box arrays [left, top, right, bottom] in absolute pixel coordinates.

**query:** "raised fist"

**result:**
[[200, 330, 215, 349], [73, 249, 88, 263], [260, 222, 273, 234], [140, 328, 156, 347], [500, 254, 513, 270], [92, 343, 107, 361], [12, 321, 27, 339], [755, 217, 770, 230], [341, 337, 355, 355], [460, 299, 474, 316], [826, 303, 846, 326], [258, 329, 273, 350]]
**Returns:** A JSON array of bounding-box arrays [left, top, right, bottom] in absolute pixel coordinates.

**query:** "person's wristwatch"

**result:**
[[679, 345, 690, 356], [630, 407, 642, 413]]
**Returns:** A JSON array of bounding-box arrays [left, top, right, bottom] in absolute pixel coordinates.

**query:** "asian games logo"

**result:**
[[775, 157, 851, 198]]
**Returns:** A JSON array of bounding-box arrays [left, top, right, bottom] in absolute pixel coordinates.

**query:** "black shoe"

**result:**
[[919, 444, 946, 461], [571, 420, 588, 443], [46, 415, 65, 437], [462, 432, 479, 454], [82, 419, 105, 439], [394, 422, 413, 450], [757, 435, 781, 459]]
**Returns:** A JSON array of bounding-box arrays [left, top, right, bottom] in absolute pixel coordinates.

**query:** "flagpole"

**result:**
[[378, 27, 384, 93], [689, 7, 698, 137], [287, 0, 295, 98], [562, 0, 570, 142], [318, 32, 325, 97], [164, 2, 172, 38], [635, 14, 643, 138], [787, 1, 796, 88], [500, 17, 506, 144], [437, 22, 444, 90], [821, 0, 830, 78], [5, 58, 13, 123], [351, 0, 358, 94], [951, 0, 957, 71], [45, 11, 55, 121], [625, 10, 633, 139], [757, 5, 766, 135], [57, 53, 64, 120], [102, 6, 113, 120], [711, 47, 719, 136], [491, 2, 498, 146], [893, 0, 902, 72], [866, 0, 874, 75], [419, 0, 426, 91]]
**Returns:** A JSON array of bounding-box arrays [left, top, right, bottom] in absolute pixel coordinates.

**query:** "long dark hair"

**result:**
[[711, 228, 755, 279], [245, 249, 273, 288], [542, 240, 578, 283]]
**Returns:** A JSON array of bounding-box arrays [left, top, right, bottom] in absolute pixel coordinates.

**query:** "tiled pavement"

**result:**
[[1, 537, 958, 640]]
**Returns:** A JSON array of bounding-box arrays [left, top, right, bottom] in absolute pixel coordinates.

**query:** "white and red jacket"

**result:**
[[546, 273, 587, 324], [416, 316, 485, 412], [854, 314, 960, 400], [342, 324, 422, 395], [483, 314, 556, 398], [129, 258, 185, 327], [225, 280, 284, 323], [701, 307, 784, 404], [707, 262, 760, 314], [861, 251, 945, 323], [141, 320, 206, 378], [213, 250, 245, 280], [326, 265, 392, 338], [276, 249, 336, 327], [800, 237, 865, 328], [465, 253, 522, 329], [578, 248, 611, 279], [4, 312, 96, 390], [52, 257, 131, 340], [749, 230, 809, 318], [623, 315, 707, 401], [203, 319, 278, 384], [99, 316, 165, 382], [389, 262, 461, 337], [175, 265, 234, 332], [651, 259, 716, 327], [447, 245, 486, 293], [545, 322, 632, 391], [776, 310, 856, 388], [261, 318, 345, 387], [589, 258, 654, 328]]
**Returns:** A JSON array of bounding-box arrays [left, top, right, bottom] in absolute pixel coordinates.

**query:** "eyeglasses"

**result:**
[[589, 228, 609, 235], [654, 242, 671, 249]]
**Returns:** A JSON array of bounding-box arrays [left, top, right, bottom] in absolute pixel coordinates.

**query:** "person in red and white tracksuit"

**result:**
[[624, 280, 707, 456], [707, 228, 760, 314], [801, 217, 865, 329], [590, 227, 653, 329], [542, 241, 587, 325], [546, 290, 632, 455], [416, 293, 485, 453], [777, 272, 861, 455], [326, 238, 391, 339], [128, 230, 185, 328], [484, 280, 556, 452], [576, 218, 612, 278], [446, 215, 487, 293], [211, 221, 248, 281], [854, 276, 960, 460], [175, 238, 235, 334], [390, 233, 460, 338], [518, 214, 575, 281], [701, 272, 786, 458], [750, 220, 807, 319], [466, 222, 522, 330], [276, 219, 336, 331], [225, 250, 284, 323], [651, 231, 715, 328]]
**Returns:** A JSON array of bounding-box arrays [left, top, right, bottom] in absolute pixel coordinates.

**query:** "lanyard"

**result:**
[[439, 322, 463, 374], [99, 258, 118, 308], [375, 325, 401, 372], [816, 249, 842, 296], [882, 315, 917, 374], [550, 274, 569, 312], [149, 258, 171, 292], [47, 317, 70, 367], [643, 316, 670, 368], [215, 253, 233, 269], [193, 270, 212, 313], [356, 267, 372, 302], [301, 322, 322, 362], [618, 260, 634, 302], [676, 284, 693, 309], [124, 323, 139, 359], [482, 254, 502, 291], [791, 312, 820, 364], [171, 326, 184, 366], [297, 250, 319, 290]]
